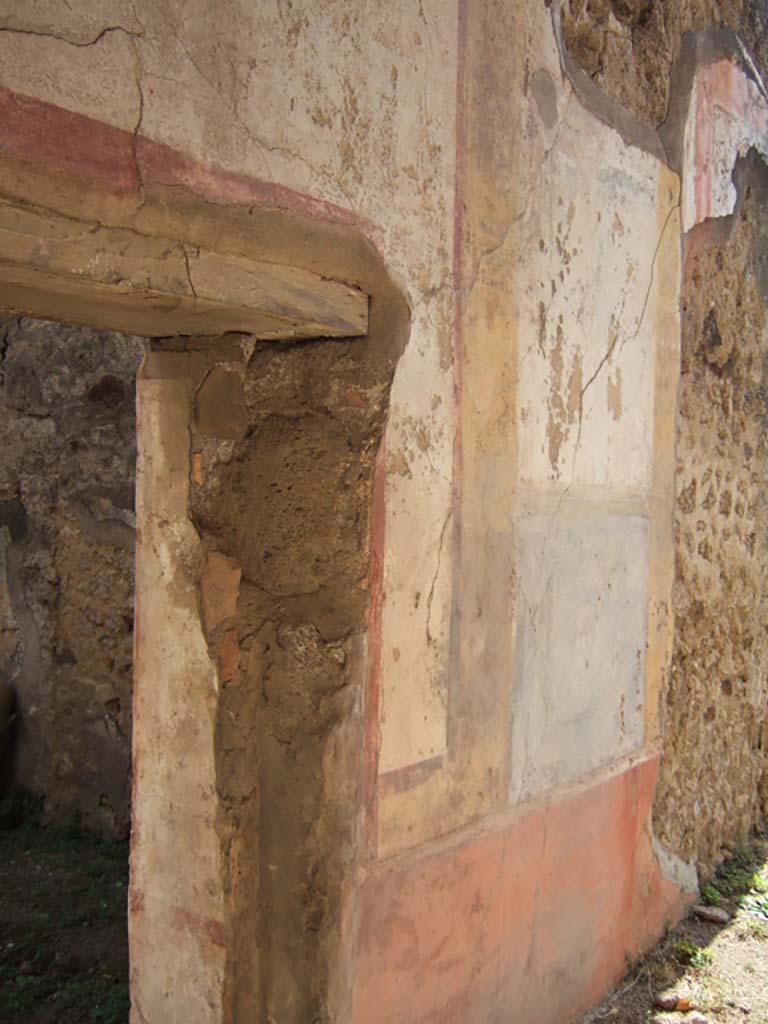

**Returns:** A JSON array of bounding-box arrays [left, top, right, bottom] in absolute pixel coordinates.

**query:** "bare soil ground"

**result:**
[[0, 793, 128, 1024], [580, 832, 768, 1024]]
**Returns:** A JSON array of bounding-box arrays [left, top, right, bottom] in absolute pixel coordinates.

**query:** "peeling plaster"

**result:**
[[651, 827, 699, 895]]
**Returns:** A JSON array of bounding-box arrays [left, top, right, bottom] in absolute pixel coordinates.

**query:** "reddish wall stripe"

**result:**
[[0, 85, 139, 194], [364, 437, 387, 859]]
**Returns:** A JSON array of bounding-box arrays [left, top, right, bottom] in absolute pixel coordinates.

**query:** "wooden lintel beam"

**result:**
[[0, 200, 368, 340]]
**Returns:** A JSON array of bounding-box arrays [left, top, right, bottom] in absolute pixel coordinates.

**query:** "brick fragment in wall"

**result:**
[[195, 365, 248, 440], [201, 551, 242, 636]]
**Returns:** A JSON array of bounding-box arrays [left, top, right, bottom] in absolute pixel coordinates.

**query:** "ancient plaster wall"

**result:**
[[0, 9, 457, 1013], [353, 6, 683, 1020], [1, 2, 767, 1024], [0, 5, 461, 846], [0, 314, 142, 836]]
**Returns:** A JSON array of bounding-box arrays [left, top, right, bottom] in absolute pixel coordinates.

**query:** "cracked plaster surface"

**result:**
[[510, 512, 648, 804], [0, 1, 457, 286], [0, 0, 681, 827], [0, 0, 142, 46], [516, 83, 679, 494], [0, 0, 463, 787], [501, 10, 680, 811], [0, 0, 459, 788]]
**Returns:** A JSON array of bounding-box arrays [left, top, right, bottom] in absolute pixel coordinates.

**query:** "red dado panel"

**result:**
[[353, 755, 683, 1024]]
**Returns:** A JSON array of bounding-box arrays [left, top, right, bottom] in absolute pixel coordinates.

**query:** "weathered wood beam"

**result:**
[[0, 200, 368, 339]]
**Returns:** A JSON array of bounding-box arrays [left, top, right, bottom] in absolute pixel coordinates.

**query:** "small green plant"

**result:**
[[691, 946, 714, 969], [741, 890, 768, 919], [701, 882, 721, 906], [745, 918, 768, 939], [713, 843, 765, 899], [670, 936, 713, 969], [670, 936, 697, 963]]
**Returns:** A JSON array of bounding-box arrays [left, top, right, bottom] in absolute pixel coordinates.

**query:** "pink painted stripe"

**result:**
[[0, 85, 139, 194], [364, 436, 387, 860], [0, 84, 383, 248], [136, 134, 383, 247]]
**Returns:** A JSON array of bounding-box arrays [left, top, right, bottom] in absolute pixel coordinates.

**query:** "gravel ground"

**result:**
[[580, 833, 768, 1024]]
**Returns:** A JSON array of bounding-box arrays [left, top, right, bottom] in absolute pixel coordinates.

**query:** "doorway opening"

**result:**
[[0, 313, 145, 1024], [0, 173, 408, 1022], [0, 314, 144, 836]]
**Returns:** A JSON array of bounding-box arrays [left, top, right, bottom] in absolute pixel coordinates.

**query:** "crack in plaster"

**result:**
[[571, 199, 679, 467], [425, 506, 452, 646], [0, 24, 142, 47], [467, 91, 574, 299], [182, 247, 198, 299], [620, 200, 679, 357], [128, 35, 146, 202], [576, 325, 622, 426], [143, 0, 334, 196]]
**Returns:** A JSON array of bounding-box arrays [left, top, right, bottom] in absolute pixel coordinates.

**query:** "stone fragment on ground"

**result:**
[[653, 993, 704, 1013], [651, 1014, 707, 1024], [693, 904, 730, 924], [725, 1001, 752, 1014], [654, 993, 683, 1010]]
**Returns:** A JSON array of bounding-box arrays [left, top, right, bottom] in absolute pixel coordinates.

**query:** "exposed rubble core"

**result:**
[[0, 315, 143, 837], [187, 343, 374, 1020], [653, 152, 768, 878], [121, 207, 410, 1022], [559, 0, 768, 126]]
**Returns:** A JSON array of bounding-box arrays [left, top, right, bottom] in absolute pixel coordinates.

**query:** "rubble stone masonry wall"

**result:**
[[0, 315, 143, 836], [560, 0, 768, 126], [653, 157, 768, 877]]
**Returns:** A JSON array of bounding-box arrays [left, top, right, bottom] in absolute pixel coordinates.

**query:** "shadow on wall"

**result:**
[[0, 315, 145, 838]]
